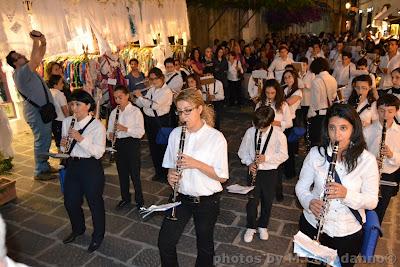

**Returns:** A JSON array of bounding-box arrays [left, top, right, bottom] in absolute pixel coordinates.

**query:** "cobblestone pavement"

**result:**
[[1, 106, 399, 267]]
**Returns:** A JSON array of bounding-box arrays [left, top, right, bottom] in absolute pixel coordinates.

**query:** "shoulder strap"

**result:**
[[285, 87, 299, 99], [255, 127, 274, 155], [320, 77, 331, 107], [357, 103, 371, 115], [327, 155, 363, 225], [166, 73, 179, 85], [67, 117, 96, 154], [16, 73, 50, 108]]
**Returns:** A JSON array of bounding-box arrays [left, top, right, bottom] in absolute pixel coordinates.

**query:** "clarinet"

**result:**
[[109, 105, 120, 161], [377, 119, 387, 195], [248, 130, 262, 198], [315, 141, 339, 242], [64, 118, 76, 154], [167, 124, 187, 221]]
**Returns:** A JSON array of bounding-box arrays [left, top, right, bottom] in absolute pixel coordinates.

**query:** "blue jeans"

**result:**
[[23, 102, 52, 176]]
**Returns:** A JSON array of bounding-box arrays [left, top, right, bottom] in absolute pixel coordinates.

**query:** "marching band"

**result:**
[[11, 34, 400, 265]]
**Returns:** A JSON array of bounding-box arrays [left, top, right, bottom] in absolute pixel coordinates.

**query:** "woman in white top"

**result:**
[[158, 89, 229, 267], [282, 70, 303, 180], [295, 103, 379, 267], [48, 74, 69, 149], [347, 74, 378, 127], [134, 67, 173, 183], [227, 51, 244, 106], [256, 79, 292, 201], [60, 89, 106, 253], [256, 79, 293, 131], [107, 85, 145, 211]]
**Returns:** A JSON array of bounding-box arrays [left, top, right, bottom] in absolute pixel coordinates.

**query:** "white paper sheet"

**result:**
[[226, 184, 254, 195]]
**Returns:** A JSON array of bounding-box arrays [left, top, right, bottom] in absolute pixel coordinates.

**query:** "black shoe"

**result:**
[[87, 239, 102, 253], [63, 232, 84, 244], [116, 200, 131, 210]]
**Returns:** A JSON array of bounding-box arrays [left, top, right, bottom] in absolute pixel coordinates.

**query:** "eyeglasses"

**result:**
[[175, 107, 195, 116]]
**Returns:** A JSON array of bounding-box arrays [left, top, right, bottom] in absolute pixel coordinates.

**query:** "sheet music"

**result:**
[[226, 184, 254, 194], [293, 231, 341, 267], [145, 202, 181, 212]]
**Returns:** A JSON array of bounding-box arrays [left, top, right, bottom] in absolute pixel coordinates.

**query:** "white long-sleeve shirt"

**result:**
[[134, 83, 173, 117], [255, 101, 293, 130], [165, 71, 184, 94], [61, 115, 106, 159], [379, 51, 400, 89], [364, 121, 400, 174], [332, 63, 356, 86], [238, 126, 288, 170], [162, 123, 229, 196], [300, 71, 315, 106], [107, 102, 145, 139], [268, 57, 294, 82], [296, 146, 379, 237], [308, 71, 337, 118], [356, 99, 378, 127], [201, 80, 225, 102], [227, 60, 243, 81], [329, 49, 342, 70]]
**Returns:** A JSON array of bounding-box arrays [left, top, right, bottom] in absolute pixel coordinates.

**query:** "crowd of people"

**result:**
[[2, 28, 400, 266]]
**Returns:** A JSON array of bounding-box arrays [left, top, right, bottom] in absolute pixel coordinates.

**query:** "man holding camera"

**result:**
[[6, 30, 56, 180]]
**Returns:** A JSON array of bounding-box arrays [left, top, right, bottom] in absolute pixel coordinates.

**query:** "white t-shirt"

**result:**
[[50, 89, 67, 121]]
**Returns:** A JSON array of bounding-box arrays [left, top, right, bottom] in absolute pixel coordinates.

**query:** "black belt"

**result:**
[[178, 192, 221, 204], [68, 156, 96, 161]]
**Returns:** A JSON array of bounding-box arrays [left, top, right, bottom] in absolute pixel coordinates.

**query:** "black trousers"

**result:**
[[115, 137, 144, 206], [144, 114, 169, 180], [64, 158, 105, 242], [309, 115, 326, 147], [299, 214, 363, 267], [227, 80, 242, 105], [211, 100, 223, 130], [158, 193, 220, 267], [283, 127, 297, 179], [247, 169, 279, 228], [51, 120, 62, 148], [375, 170, 400, 223]]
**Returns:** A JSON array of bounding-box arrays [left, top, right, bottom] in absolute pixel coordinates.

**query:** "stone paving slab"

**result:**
[[1, 105, 399, 267]]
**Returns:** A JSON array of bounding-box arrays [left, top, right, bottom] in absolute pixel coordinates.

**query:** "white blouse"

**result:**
[[363, 121, 400, 175], [295, 146, 379, 237], [284, 87, 302, 119], [356, 99, 378, 127], [238, 126, 288, 170], [255, 101, 293, 130], [61, 115, 106, 159], [162, 123, 229, 196], [107, 102, 145, 139], [135, 83, 173, 117]]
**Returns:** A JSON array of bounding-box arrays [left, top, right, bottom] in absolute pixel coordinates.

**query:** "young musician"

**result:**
[[238, 106, 288, 242], [60, 89, 106, 253], [107, 85, 145, 210], [282, 69, 303, 180], [201, 70, 225, 130], [164, 57, 184, 96], [364, 94, 400, 223], [268, 45, 294, 82], [378, 38, 400, 93], [389, 68, 400, 124], [347, 74, 378, 127], [332, 51, 356, 89], [48, 74, 69, 150], [256, 79, 292, 201], [296, 104, 379, 267], [185, 74, 202, 91], [134, 67, 173, 183], [158, 89, 228, 267], [307, 58, 337, 146], [247, 63, 268, 104]]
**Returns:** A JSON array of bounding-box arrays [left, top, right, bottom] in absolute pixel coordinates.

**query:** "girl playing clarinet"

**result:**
[[107, 85, 145, 210], [238, 106, 288, 243], [158, 89, 229, 267], [295, 104, 379, 267], [60, 89, 106, 253]]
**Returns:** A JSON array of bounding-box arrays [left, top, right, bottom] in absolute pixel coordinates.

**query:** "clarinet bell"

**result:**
[[166, 207, 178, 221]]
